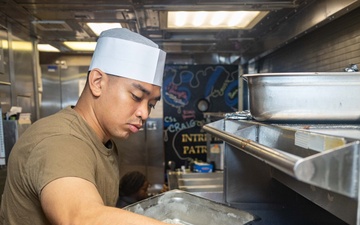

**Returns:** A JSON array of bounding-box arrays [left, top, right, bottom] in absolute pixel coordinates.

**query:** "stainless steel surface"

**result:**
[[40, 65, 88, 117], [243, 72, 360, 122], [167, 171, 223, 193], [204, 112, 226, 170], [11, 40, 37, 121], [203, 119, 360, 225], [0, 25, 37, 122], [257, 0, 360, 61], [0, 28, 9, 84], [60, 66, 88, 108], [40, 65, 62, 117], [0, 27, 37, 123], [204, 119, 360, 197], [0, 85, 11, 111], [124, 189, 257, 225], [281, 124, 360, 140]]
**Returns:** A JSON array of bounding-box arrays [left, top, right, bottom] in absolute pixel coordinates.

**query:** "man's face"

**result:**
[[96, 73, 161, 140]]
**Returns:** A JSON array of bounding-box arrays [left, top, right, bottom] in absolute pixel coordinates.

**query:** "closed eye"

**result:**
[[132, 94, 141, 102], [149, 103, 156, 109]]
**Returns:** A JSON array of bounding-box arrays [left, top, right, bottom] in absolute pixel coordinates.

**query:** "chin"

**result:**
[[114, 132, 130, 140]]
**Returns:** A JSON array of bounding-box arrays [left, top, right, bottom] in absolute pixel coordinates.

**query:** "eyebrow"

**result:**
[[132, 82, 161, 101]]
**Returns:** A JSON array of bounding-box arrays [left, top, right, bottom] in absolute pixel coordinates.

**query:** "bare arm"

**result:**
[[40, 177, 168, 225]]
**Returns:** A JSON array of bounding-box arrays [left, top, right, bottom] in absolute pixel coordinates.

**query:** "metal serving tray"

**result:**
[[243, 72, 360, 122], [124, 189, 258, 225]]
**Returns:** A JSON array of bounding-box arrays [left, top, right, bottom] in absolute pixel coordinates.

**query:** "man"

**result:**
[[0, 28, 168, 225]]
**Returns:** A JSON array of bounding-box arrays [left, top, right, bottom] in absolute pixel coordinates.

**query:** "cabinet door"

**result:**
[[40, 65, 61, 117]]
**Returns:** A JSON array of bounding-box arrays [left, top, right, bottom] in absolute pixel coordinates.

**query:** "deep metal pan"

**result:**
[[243, 72, 360, 122], [124, 189, 258, 225]]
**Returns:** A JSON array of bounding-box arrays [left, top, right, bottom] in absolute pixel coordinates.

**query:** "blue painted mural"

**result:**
[[163, 65, 239, 169]]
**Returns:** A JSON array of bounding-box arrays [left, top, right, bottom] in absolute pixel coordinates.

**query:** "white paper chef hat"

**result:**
[[89, 28, 166, 87]]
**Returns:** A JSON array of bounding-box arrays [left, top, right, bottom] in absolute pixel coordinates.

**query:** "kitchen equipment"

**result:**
[[243, 72, 360, 122], [124, 189, 258, 225], [167, 171, 223, 193], [203, 119, 360, 224]]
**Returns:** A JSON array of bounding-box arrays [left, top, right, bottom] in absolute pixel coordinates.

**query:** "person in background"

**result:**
[[116, 171, 150, 208], [0, 28, 168, 225]]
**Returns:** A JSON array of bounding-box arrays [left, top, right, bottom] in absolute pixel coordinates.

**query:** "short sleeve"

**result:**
[[25, 135, 97, 195]]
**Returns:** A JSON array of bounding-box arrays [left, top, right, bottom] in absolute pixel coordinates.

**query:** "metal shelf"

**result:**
[[203, 119, 360, 225], [203, 119, 360, 198]]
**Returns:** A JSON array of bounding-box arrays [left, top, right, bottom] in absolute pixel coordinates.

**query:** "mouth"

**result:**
[[128, 123, 143, 133]]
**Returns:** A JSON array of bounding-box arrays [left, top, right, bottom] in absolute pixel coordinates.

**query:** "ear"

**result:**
[[88, 68, 104, 97]]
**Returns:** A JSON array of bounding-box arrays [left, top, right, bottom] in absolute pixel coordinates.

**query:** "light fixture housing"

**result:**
[[166, 11, 268, 30]]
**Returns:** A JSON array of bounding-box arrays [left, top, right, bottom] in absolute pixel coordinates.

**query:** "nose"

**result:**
[[135, 101, 150, 121]]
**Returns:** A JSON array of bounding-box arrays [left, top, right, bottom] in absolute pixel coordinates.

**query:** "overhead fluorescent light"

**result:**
[[167, 11, 268, 29], [63, 41, 97, 51], [2, 41, 32, 51], [87, 22, 122, 36], [38, 44, 60, 52]]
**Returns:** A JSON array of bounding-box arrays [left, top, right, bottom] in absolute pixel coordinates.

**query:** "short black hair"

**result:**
[[119, 171, 147, 196]]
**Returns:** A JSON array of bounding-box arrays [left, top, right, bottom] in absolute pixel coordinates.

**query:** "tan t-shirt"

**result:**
[[0, 106, 120, 225]]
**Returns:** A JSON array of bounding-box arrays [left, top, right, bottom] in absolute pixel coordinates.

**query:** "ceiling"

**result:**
[[0, 0, 359, 63]]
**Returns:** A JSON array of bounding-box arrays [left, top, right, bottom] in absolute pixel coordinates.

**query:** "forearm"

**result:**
[[44, 196, 168, 225], [41, 177, 168, 225], [87, 205, 168, 225]]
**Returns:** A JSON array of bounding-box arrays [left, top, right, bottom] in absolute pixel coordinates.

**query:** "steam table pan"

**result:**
[[124, 189, 258, 225], [243, 72, 360, 122]]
